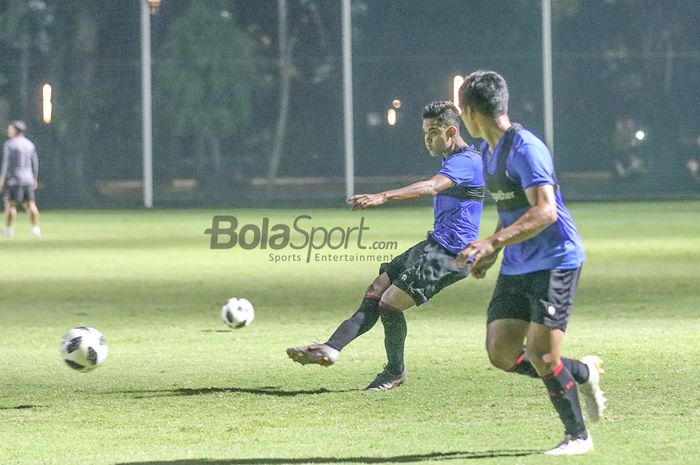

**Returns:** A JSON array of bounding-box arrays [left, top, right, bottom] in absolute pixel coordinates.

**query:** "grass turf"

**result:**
[[1, 201, 699, 465]]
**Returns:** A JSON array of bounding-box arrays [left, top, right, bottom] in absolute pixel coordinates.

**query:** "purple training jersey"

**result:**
[[482, 129, 585, 275], [430, 147, 485, 254]]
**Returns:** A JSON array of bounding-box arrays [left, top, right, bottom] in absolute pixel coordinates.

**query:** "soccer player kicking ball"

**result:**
[[287, 101, 484, 390], [455, 71, 606, 455]]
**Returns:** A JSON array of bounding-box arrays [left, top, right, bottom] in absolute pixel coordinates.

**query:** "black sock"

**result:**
[[325, 296, 380, 351], [563, 358, 590, 384], [541, 362, 587, 437], [510, 352, 590, 384], [379, 305, 407, 374]]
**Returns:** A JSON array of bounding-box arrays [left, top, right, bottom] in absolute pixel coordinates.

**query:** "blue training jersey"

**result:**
[[430, 147, 485, 254], [482, 129, 585, 275]]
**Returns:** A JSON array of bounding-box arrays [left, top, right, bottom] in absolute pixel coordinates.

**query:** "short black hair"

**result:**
[[459, 70, 509, 118], [422, 101, 461, 128], [11, 120, 27, 133]]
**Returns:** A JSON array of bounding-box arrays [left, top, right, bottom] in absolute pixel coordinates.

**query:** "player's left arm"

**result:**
[[491, 184, 557, 246], [457, 184, 557, 266], [347, 174, 454, 210]]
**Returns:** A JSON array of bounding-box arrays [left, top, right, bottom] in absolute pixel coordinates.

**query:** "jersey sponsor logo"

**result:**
[[489, 190, 516, 201]]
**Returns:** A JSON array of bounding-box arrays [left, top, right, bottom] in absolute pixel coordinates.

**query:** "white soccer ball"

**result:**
[[60, 327, 109, 372], [221, 297, 254, 328]]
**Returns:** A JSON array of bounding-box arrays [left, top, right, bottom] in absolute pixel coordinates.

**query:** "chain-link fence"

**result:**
[[1, 0, 698, 208]]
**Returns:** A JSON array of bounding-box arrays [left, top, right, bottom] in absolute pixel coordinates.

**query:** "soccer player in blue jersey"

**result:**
[[288, 101, 485, 390], [455, 71, 606, 455]]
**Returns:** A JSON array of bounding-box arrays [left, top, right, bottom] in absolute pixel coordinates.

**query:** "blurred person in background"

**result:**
[[0, 120, 41, 237], [686, 158, 700, 184], [684, 135, 700, 186], [612, 116, 647, 180]]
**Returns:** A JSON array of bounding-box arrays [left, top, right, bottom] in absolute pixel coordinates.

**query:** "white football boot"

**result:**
[[365, 367, 408, 391], [579, 355, 607, 422], [544, 432, 594, 455], [286, 343, 339, 366]]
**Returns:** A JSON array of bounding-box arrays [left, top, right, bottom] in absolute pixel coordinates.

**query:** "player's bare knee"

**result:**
[[526, 350, 559, 374], [378, 298, 403, 313], [364, 282, 383, 300], [379, 285, 415, 312], [365, 274, 390, 300], [485, 343, 518, 371], [487, 353, 515, 371]]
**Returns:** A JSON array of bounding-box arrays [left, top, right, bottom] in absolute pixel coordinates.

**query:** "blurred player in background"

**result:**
[[456, 70, 605, 455], [287, 101, 484, 390], [0, 120, 41, 238]]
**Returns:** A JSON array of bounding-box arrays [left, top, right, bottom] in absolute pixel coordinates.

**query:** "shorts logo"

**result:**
[[547, 305, 556, 316]]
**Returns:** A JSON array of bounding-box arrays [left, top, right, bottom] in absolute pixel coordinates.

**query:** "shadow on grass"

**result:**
[[117, 449, 539, 464], [0, 404, 45, 410], [115, 385, 359, 399]]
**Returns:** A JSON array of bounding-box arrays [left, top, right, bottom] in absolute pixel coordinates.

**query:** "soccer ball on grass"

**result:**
[[60, 327, 108, 372], [221, 297, 254, 328]]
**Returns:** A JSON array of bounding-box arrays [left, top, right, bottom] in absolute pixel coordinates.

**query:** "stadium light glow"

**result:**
[[387, 108, 397, 126], [147, 0, 162, 15], [635, 130, 646, 141], [42, 84, 52, 124], [453, 75, 465, 112]]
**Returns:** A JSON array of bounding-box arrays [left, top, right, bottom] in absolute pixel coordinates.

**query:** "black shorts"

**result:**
[[3, 184, 35, 203], [379, 237, 469, 306], [486, 267, 582, 331]]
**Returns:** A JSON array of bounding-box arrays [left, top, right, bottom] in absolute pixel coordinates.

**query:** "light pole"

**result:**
[[453, 75, 465, 110], [141, 0, 161, 209], [542, 0, 554, 153], [342, 0, 354, 198]]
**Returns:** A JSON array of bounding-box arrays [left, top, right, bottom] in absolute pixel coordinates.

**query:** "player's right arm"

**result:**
[[465, 220, 503, 278], [31, 145, 38, 188], [347, 174, 454, 211]]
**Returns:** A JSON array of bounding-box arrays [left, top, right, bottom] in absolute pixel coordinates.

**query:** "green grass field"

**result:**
[[1, 201, 699, 465]]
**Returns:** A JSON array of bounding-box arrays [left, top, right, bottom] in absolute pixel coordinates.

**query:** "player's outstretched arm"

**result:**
[[347, 175, 454, 211]]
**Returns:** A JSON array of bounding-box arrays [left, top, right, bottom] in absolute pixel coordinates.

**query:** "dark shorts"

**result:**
[[379, 237, 469, 306], [3, 184, 35, 203], [486, 267, 582, 331]]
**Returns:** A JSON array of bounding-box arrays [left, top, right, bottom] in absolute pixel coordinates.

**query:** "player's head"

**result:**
[[422, 101, 461, 157], [459, 71, 509, 137], [8, 120, 26, 138]]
